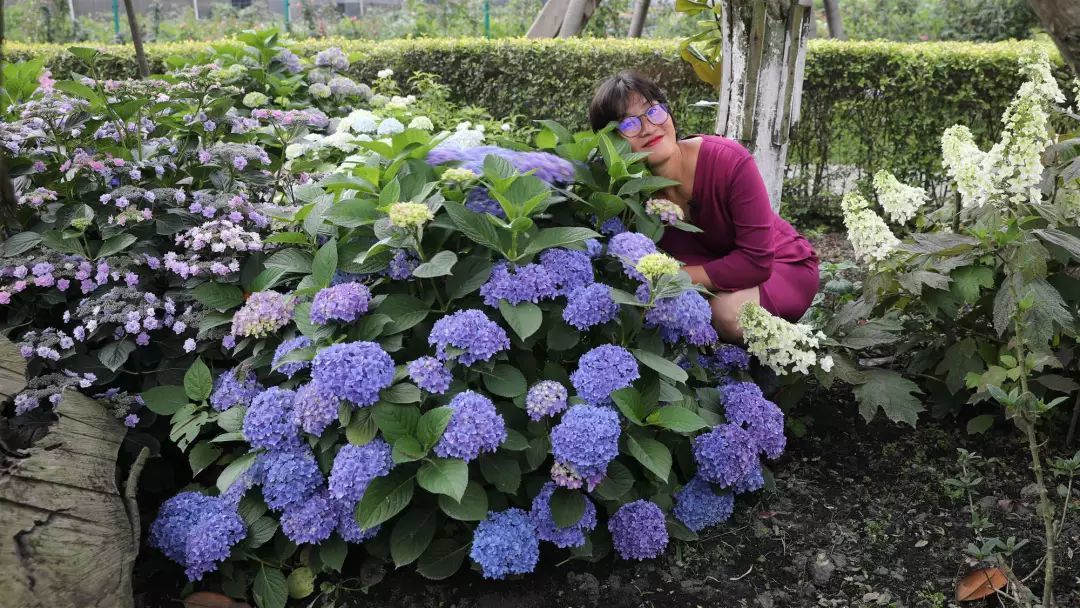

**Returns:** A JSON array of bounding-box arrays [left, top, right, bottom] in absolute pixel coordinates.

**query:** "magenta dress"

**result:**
[[657, 135, 820, 321]]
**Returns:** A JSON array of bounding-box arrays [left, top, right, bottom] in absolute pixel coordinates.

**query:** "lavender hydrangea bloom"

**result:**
[[314, 46, 349, 71], [242, 387, 299, 451], [280, 489, 338, 545], [550, 405, 620, 487], [293, 382, 341, 436], [607, 232, 656, 281], [563, 283, 619, 330], [469, 508, 540, 580], [310, 282, 371, 324], [539, 248, 594, 296], [699, 344, 751, 374], [328, 439, 393, 502], [645, 290, 719, 346], [608, 500, 669, 561], [311, 341, 395, 406], [529, 482, 597, 548], [721, 381, 786, 459], [427, 146, 573, 185], [673, 476, 735, 532], [692, 424, 758, 489], [732, 461, 765, 494], [260, 448, 324, 511], [429, 309, 510, 366], [183, 501, 246, 581], [335, 498, 381, 542], [209, 368, 262, 411], [230, 290, 295, 338], [464, 187, 506, 218], [272, 336, 312, 378], [570, 345, 639, 406], [407, 356, 452, 394], [434, 391, 506, 462], [525, 380, 568, 421], [149, 491, 217, 563], [584, 238, 604, 258], [383, 249, 419, 280], [480, 262, 556, 306]]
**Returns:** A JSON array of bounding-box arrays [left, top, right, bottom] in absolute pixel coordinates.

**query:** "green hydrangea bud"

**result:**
[[388, 202, 434, 228], [441, 167, 479, 183], [242, 92, 269, 108], [635, 252, 681, 281]]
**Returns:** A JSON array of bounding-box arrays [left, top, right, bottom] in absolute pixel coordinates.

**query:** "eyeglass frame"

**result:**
[[615, 103, 671, 138]]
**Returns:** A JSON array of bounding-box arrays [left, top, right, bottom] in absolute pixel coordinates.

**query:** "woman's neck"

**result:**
[[648, 139, 696, 206]]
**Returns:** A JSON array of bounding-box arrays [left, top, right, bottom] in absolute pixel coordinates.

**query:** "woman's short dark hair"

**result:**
[[588, 70, 676, 133]]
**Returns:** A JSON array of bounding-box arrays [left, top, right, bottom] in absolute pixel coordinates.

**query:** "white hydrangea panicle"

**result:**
[[941, 125, 993, 209], [738, 302, 824, 375], [840, 192, 900, 265], [341, 109, 378, 134], [872, 170, 926, 224]]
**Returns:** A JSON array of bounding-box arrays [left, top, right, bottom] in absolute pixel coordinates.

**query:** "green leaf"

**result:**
[[966, 414, 996, 435], [390, 508, 438, 567], [264, 232, 310, 245], [624, 431, 672, 481], [96, 233, 138, 259], [253, 566, 288, 608], [265, 248, 313, 274], [611, 387, 650, 425], [951, 266, 995, 303], [499, 300, 543, 340], [479, 452, 521, 493], [413, 250, 458, 278], [443, 201, 502, 250], [1, 232, 42, 257], [184, 358, 213, 402], [392, 437, 427, 463], [325, 198, 381, 227], [372, 403, 420, 442], [521, 227, 601, 257], [356, 469, 415, 529], [192, 282, 244, 311], [247, 516, 278, 549], [417, 458, 469, 502], [446, 256, 493, 299], [377, 294, 430, 334], [593, 460, 634, 501], [318, 535, 348, 572], [549, 488, 585, 528], [437, 481, 488, 521], [417, 538, 469, 580], [632, 349, 687, 383], [1034, 228, 1080, 262], [98, 339, 135, 372], [417, 407, 453, 450], [852, 369, 924, 427], [311, 237, 338, 288], [188, 441, 222, 476], [286, 566, 315, 599], [482, 364, 527, 398], [216, 452, 258, 493], [141, 385, 189, 415], [383, 382, 422, 404], [645, 406, 709, 433], [346, 412, 378, 445]]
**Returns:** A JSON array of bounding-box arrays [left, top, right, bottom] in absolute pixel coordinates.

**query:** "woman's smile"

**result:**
[[643, 135, 664, 148]]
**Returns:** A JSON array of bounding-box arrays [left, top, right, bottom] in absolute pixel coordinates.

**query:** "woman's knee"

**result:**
[[710, 297, 744, 342]]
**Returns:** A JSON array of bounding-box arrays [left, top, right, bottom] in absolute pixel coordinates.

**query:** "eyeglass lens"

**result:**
[[618, 104, 668, 136]]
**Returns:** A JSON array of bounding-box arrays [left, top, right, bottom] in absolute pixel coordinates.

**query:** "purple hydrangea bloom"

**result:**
[[732, 461, 765, 494], [209, 368, 262, 412], [149, 491, 217, 563], [243, 387, 299, 451], [469, 508, 540, 580], [427, 146, 573, 185], [525, 380, 568, 421], [272, 336, 312, 378], [480, 262, 556, 307], [598, 216, 627, 236], [539, 248, 594, 296], [183, 501, 246, 581], [563, 283, 619, 330], [280, 489, 338, 545], [584, 238, 604, 258], [570, 345, 639, 406], [607, 232, 656, 281], [692, 424, 758, 489], [673, 476, 735, 532], [310, 282, 371, 324], [383, 249, 419, 280], [260, 448, 324, 511], [434, 391, 506, 462], [328, 439, 393, 502], [335, 498, 381, 543], [550, 405, 620, 487], [608, 499, 669, 560], [645, 290, 719, 346], [311, 341, 395, 406], [429, 309, 510, 366], [293, 382, 341, 436], [231, 291, 295, 338], [721, 381, 785, 459], [529, 482, 597, 548], [699, 345, 751, 374], [465, 187, 506, 218], [407, 356, 452, 394]]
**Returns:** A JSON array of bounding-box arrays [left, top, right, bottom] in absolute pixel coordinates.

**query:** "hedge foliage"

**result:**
[[8, 37, 1069, 224]]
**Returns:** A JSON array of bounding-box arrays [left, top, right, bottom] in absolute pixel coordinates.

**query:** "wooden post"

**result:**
[[822, 0, 844, 39], [122, 0, 150, 78], [628, 0, 650, 37]]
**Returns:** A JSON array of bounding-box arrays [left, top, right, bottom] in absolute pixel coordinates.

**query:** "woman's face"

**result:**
[[616, 92, 677, 165]]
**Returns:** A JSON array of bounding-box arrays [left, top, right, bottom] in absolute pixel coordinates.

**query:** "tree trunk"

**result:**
[[122, 0, 149, 78], [529, 0, 602, 38], [559, 0, 591, 37], [715, 0, 813, 211], [1027, 0, 1080, 75], [628, 0, 650, 37], [822, 0, 844, 39]]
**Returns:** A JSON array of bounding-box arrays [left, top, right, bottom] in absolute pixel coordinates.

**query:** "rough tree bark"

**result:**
[[629, 0, 651, 37], [528, 0, 602, 38], [1026, 0, 1080, 75], [822, 0, 845, 39], [122, 0, 150, 78], [715, 0, 813, 211]]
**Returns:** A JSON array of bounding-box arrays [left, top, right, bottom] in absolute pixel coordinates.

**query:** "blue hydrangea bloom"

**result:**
[[465, 186, 507, 218], [699, 344, 751, 374], [469, 508, 540, 580], [243, 387, 299, 451], [529, 482, 597, 548], [260, 448, 324, 511], [335, 498, 381, 543], [427, 146, 573, 185], [149, 491, 217, 563], [722, 381, 786, 459], [525, 380, 568, 421], [584, 238, 604, 258], [328, 439, 393, 502], [598, 216, 627, 236], [732, 461, 765, 494], [209, 368, 262, 411], [607, 232, 656, 280], [312, 341, 395, 406], [280, 489, 338, 545], [480, 262, 556, 306], [673, 476, 735, 532], [408, 356, 453, 394], [692, 424, 758, 489], [550, 405, 620, 485], [563, 283, 619, 330], [310, 282, 371, 324], [292, 382, 341, 436], [272, 336, 312, 378], [383, 249, 420, 281], [645, 290, 719, 346], [570, 345, 640, 406], [183, 501, 246, 581], [608, 499, 669, 561], [429, 309, 510, 366], [539, 248, 594, 296], [434, 390, 506, 461]]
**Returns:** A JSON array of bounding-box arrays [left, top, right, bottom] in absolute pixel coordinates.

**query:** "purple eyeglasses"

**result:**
[[616, 103, 670, 137]]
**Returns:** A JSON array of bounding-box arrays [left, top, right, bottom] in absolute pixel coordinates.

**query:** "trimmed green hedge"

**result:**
[[7, 37, 1069, 225]]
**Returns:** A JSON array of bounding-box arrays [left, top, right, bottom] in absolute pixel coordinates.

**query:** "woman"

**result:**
[[589, 71, 820, 343]]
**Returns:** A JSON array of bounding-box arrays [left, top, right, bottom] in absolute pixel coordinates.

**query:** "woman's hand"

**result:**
[[682, 265, 716, 291]]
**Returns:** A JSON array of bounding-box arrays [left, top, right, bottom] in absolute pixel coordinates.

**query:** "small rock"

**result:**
[[874, 566, 890, 577], [809, 551, 836, 587]]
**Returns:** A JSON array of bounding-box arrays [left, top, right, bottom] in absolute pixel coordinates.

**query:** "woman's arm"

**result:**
[[699, 153, 776, 291], [683, 265, 715, 291]]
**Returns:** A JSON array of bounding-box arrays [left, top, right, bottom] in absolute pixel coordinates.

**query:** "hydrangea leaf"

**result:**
[[549, 488, 586, 528], [645, 406, 709, 434], [623, 430, 672, 482], [247, 516, 278, 549], [479, 452, 521, 493], [632, 348, 688, 384], [356, 468, 415, 529], [192, 282, 244, 311], [141, 385, 188, 416], [499, 300, 543, 340], [413, 250, 458, 279], [372, 402, 420, 442], [184, 358, 213, 402], [286, 566, 315, 599], [417, 407, 453, 450], [852, 369, 924, 427], [417, 538, 470, 580], [188, 441, 222, 476], [311, 237, 338, 289], [593, 460, 635, 501], [438, 481, 489, 521], [216, 452, 258, 493], [252, 566, 287, 608], [389, 507, 438, 567], [98, 339, 136, 373], [482, 364, 527, 398], [317, 535, 348, 572]]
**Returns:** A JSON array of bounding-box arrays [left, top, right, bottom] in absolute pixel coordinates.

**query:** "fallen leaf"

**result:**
[[914, 539, 928, 548], [183, 591, 251, 608], [956, 567, 1008, 601]]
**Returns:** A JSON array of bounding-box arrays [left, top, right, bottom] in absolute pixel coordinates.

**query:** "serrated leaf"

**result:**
[[311, 238, 338, 288], [96, 233, 137, 259], [438, 481, 488, 521], [521, 227, 600, 257], [372, 403, 420, 442], [499, 300, 543, 340], [356, 469, 415, 529], [966, 414, 995, 435], [184, 358, 213, 402], [1, 232, 42, 257], [853, 369, 924, 427], [188, 441, 222, 476], [593, 460, 634, 501], [390, 508, 438, 567], [192, 282, 244, 311], [318, 535, 347, 572], [417, 407, 452, 450], [286, 567, 315, 599], [376, 294, 430, 334], [479, 452, 521, 493], [248, 516, 278, 549], [645, 406, 709, 433], [217, 452, 258, 493], [253, 566, 288, 608], [417, 458, 468, 502]]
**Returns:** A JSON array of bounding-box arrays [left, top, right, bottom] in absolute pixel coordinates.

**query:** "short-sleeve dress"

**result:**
[[657, 134, 820, 321]]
